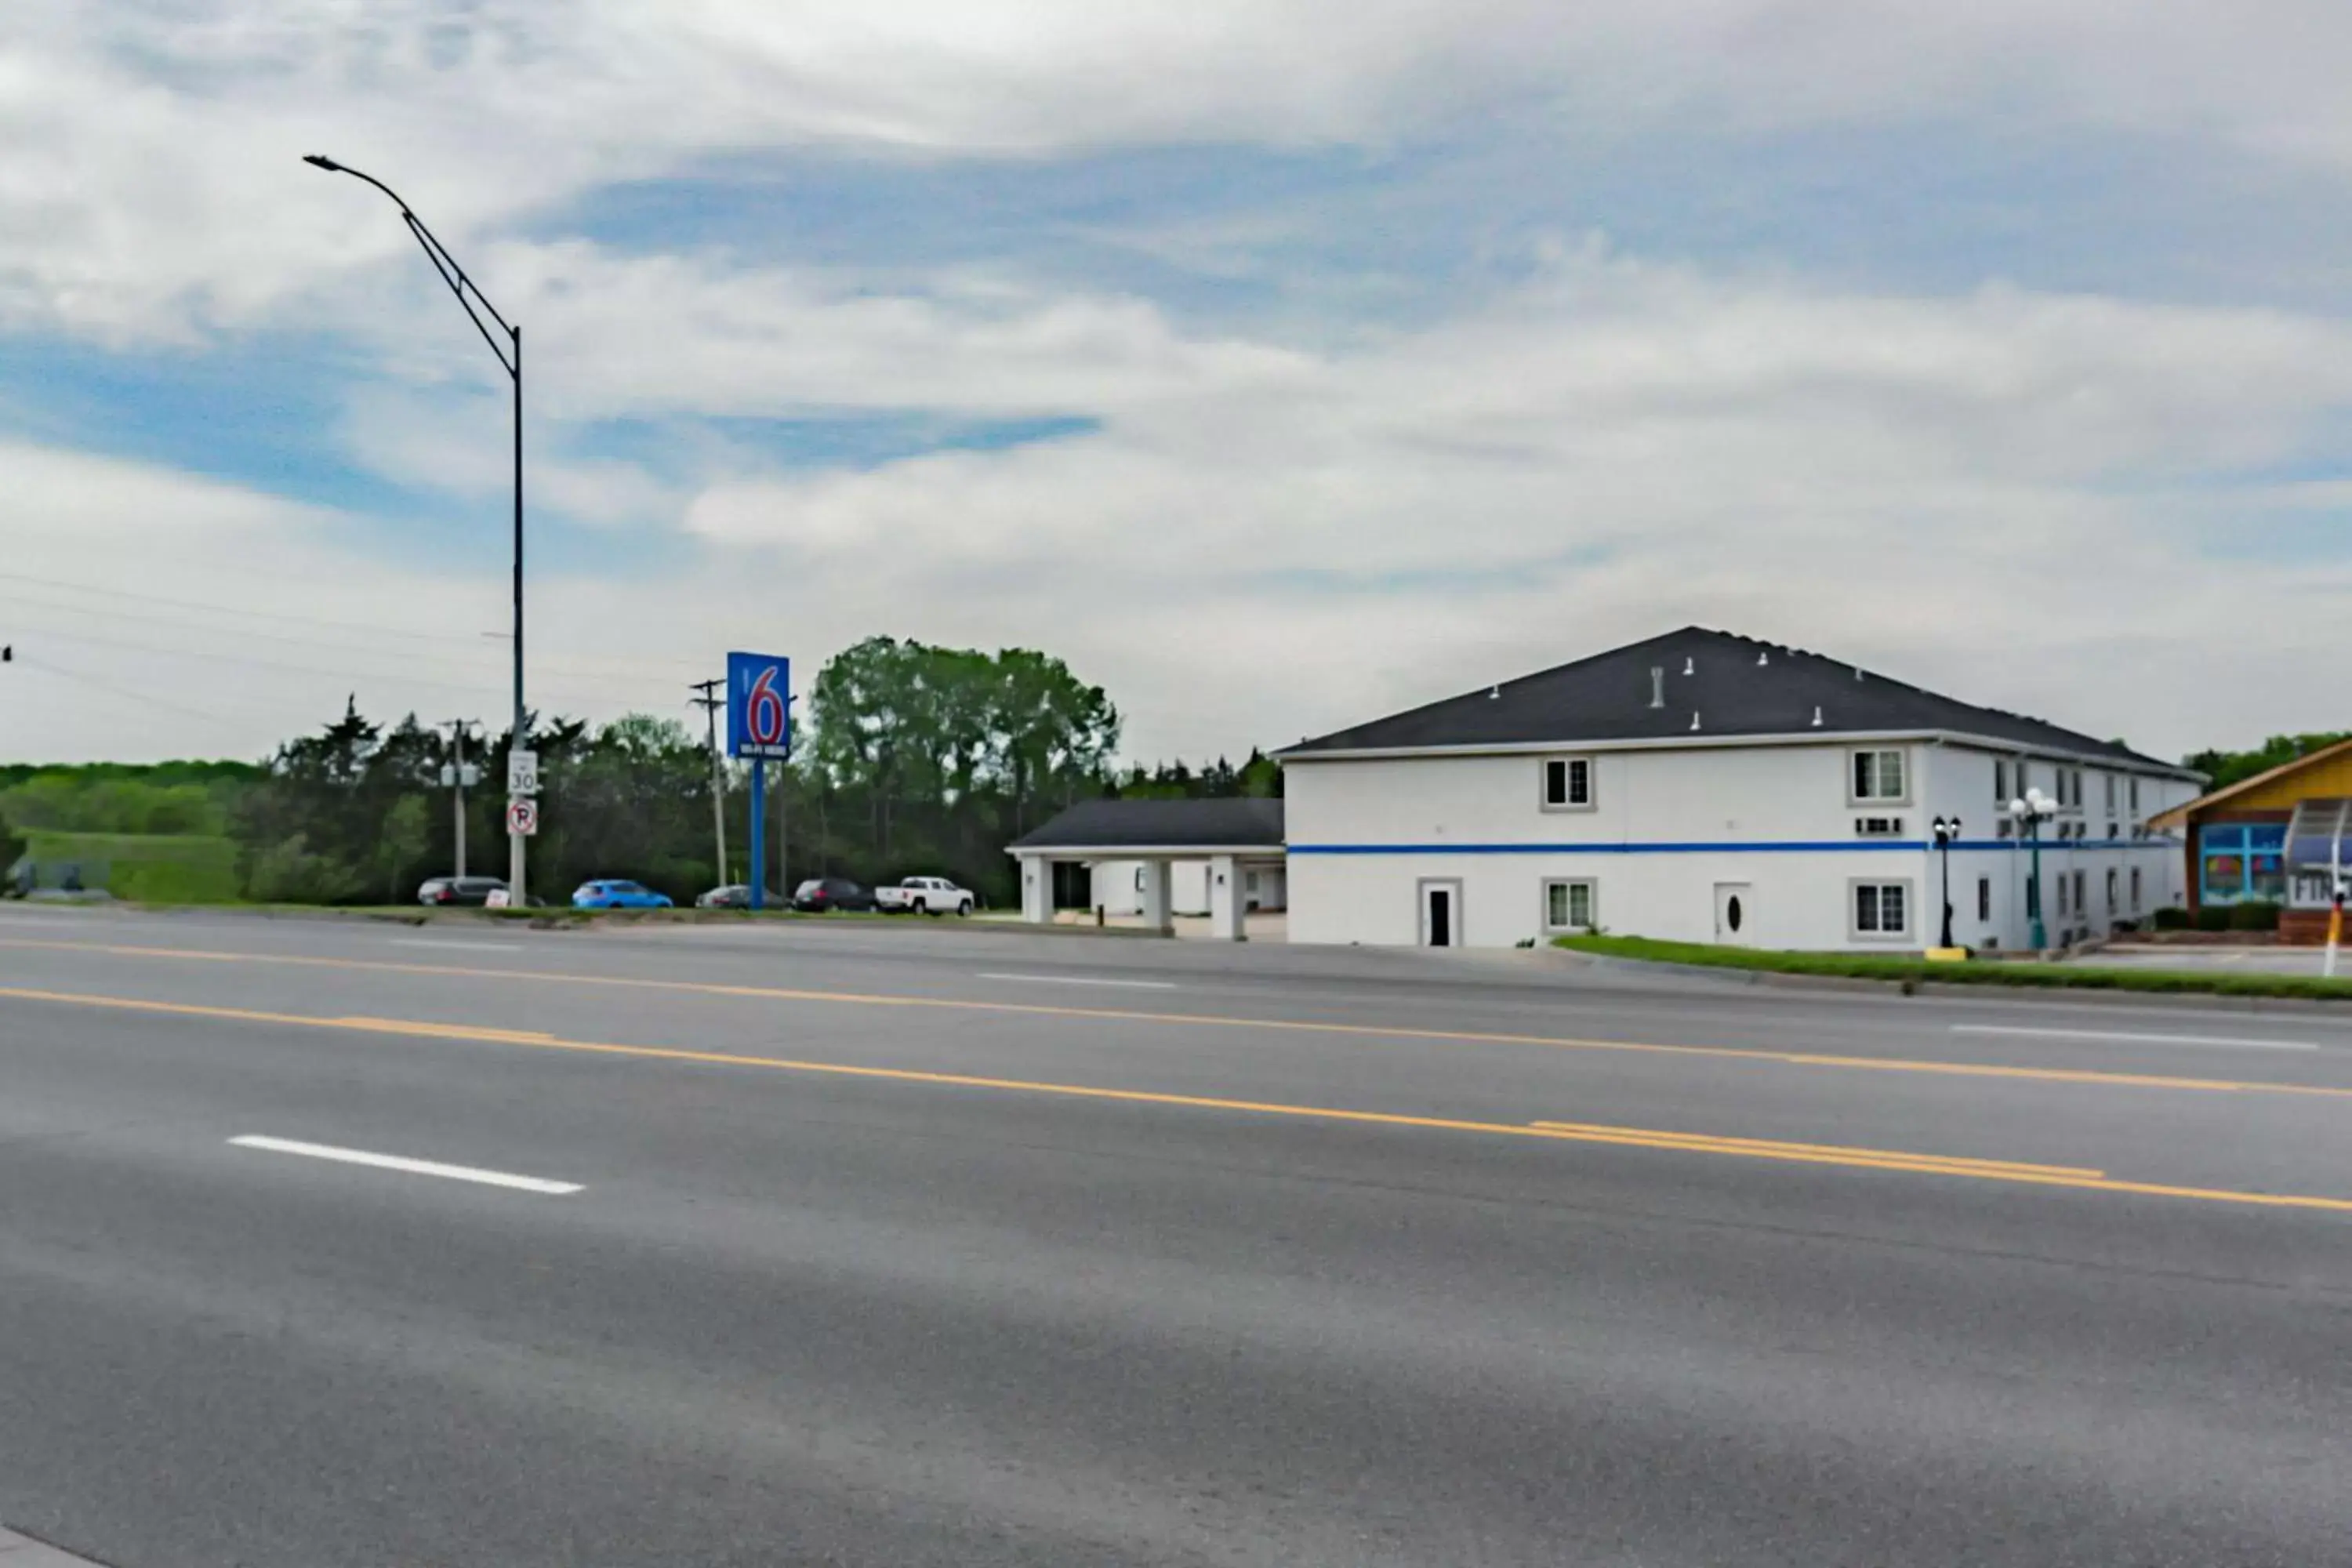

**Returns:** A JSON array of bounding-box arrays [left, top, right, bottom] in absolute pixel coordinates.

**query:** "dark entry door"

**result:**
[[1421, 880, 1460, 947]]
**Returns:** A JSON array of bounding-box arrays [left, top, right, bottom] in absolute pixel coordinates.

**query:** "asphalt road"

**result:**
[[4, 906, 2350, 1566]]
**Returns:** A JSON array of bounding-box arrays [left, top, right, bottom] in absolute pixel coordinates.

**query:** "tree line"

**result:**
[[3, 637, 1278, 907]]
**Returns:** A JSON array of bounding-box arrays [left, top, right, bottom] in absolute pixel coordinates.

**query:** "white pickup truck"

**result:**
[[875, 876, 976, 916]]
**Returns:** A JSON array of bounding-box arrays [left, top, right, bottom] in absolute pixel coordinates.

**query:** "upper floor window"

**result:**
[[1852, 748, 1907, 803], [2129, 776, 2141, 813], [1542, 757, 1594, 810], [2103, 774, 2116, 811], [1994, 759, 2009, 804]]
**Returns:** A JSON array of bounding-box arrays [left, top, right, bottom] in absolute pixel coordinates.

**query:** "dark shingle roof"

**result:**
[[1279, 626, 2187, 771], [1008, 797, 1285, 851]]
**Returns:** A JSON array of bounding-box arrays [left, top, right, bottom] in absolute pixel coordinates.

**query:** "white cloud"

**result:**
[[13, 2, 2352, 339]]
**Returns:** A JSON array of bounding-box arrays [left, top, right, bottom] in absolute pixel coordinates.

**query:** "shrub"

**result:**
[[2151, 906, 2191, 930], [242, 833, 367, 904], [2228, 900, 2282, 931], [2195, 906, 2234, 932]]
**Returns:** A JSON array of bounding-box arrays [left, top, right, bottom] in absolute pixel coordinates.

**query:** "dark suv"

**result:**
[[791, 877, 877, 913], [417, 875, 509, 907]]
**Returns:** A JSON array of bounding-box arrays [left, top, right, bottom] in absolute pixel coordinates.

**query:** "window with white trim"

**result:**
[[2105, 868, 2118, 913], [2056, 875, 2070, 916], [1541, 757, 1594, 810], [1852, 880, 1911, 938], [2129, 777, 2141, 813], [2103, 774, 2116, 812], [1542, 878, 1596, 932], [2130, 866, 2143, 913], [1977, 877, 1991, 922], [2072, 869, 2087, 916], [1852, 749, 1907, 802], [1994, 759, 2009, 804]]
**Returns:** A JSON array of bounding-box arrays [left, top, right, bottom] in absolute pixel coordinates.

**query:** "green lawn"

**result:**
[[20, 830, 240, 902], [1553, 932, 2352, 1002]]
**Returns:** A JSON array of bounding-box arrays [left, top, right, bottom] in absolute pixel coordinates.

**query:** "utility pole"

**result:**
[[439, 720, 481, 878], [690, 678, 728, 885]]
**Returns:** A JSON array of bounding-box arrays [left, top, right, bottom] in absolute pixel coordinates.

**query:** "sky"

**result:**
[[5, 1, 2352, 768]]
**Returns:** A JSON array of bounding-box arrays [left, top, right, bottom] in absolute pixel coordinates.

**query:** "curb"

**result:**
[[1551, 949, 2352, 1015]]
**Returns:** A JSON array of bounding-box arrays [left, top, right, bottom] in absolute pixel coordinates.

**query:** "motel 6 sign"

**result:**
[[728, 652, 793, 760]]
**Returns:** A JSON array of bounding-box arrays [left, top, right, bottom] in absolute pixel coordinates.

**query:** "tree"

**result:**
[[376, 795, 430, 905], [2183, 732, 2352, 792]]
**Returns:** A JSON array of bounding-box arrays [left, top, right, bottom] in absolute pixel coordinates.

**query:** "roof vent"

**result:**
[[1682, 655, 1695, 676], [1854, 666, 1864, 681], [1649, 667, 1664, 709], [1757, 650, 1769, 666], [1811, 706, 1824, 728], [1690, 711, 1702, 731], [1487, 684, 1501, 700]]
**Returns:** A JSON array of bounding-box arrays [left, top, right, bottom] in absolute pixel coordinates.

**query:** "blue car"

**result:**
[[572, 879, 673, 910]]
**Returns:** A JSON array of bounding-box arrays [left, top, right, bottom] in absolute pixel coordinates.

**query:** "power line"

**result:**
[[12, 652, 250, 729], [0, 592, 695, 690], [0, 571, 713, 680], [8, 619, 692, 702]]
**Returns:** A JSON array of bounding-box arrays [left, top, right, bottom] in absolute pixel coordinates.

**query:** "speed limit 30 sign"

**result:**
[[506, 797, 539, 837]]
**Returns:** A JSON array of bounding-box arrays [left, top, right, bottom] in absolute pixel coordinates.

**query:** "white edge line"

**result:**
[[1951, 1024, 2319, 1053], [389, 938, 527, 953], [975, 971, 1180, 991], [230, 1135, 583, 1193]]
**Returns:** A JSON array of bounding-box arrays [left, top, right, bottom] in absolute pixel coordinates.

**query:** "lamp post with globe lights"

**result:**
[[2007, 788, 2059, 950], [1931, 815, 1962, 950]]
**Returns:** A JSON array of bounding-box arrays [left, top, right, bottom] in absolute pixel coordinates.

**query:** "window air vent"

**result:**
[[1855, 816, 1905, 837]]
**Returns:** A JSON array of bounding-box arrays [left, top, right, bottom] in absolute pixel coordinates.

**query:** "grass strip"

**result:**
[[1554, 933, 2352, 1001]]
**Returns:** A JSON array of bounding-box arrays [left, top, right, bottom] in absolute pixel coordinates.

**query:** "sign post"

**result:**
[[726, 653, 792, 910]]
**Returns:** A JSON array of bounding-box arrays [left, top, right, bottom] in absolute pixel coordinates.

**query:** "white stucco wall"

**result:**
[[1283, 739, 2195, 950], [1087, 859, 1288, 915]]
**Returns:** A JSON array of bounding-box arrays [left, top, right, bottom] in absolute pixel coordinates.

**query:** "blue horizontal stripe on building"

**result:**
[[1286, 840, 2151, 855]]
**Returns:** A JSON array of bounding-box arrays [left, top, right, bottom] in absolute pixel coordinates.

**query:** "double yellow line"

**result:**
[[5, 982, 2352, 1213]]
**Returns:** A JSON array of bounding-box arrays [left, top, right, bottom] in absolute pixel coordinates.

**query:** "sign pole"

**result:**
[[749, 760, 768, 911]]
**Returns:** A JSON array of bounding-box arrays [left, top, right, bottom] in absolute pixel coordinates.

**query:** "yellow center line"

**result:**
[[1525, 1121, 2104, 1178], [3, 982, 2351, 1214], [3, 935, 2352, 1102]]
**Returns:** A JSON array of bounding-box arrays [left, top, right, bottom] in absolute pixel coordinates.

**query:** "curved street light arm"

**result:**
[[305, 155, 517, 379]]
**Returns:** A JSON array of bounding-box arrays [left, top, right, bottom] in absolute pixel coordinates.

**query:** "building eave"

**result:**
[[1005, 843, 1286, 858], [1276, 728, 2198, 779]]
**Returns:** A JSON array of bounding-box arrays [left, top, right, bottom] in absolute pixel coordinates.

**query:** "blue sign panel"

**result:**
[[727, 652, 793, 760]]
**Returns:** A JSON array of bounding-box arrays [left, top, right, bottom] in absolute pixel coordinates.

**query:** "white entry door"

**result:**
[[1419, 879, 1464, 948], [1713, 882, 1755, 946]]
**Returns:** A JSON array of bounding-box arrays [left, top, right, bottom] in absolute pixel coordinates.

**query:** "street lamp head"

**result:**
[[2008, 797, 2028, 818], [303, 154, 343, 172]]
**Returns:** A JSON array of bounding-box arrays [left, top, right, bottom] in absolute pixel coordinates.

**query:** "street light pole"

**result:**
[[304, 154, 529, 905], [1932, 815, 1962, 950], [2007, 789, 2057, 951]]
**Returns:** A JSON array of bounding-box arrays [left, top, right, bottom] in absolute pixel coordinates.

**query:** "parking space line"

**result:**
[[228, 1135, 582, 1194], [1953, 1024, 2318, 1053]]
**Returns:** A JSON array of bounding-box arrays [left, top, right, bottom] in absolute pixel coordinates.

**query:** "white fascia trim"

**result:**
[[1279, 728, 2198, 779], [1005, 844, 1286, 858]]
